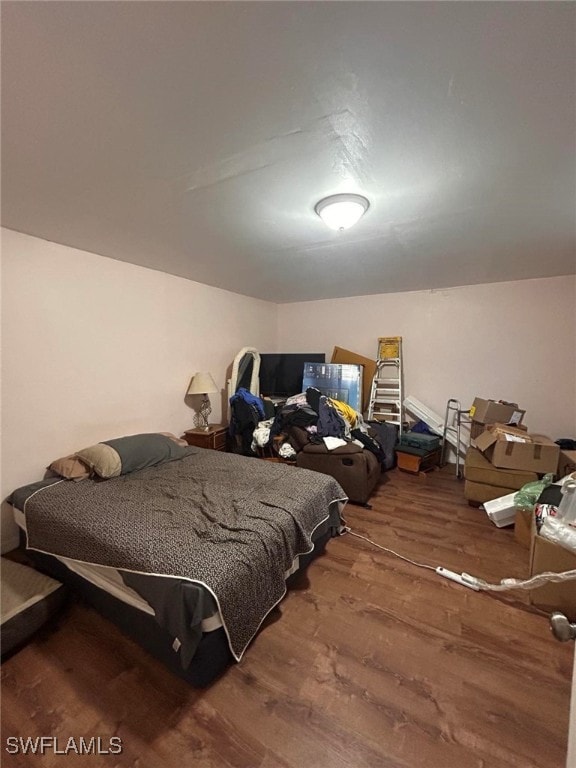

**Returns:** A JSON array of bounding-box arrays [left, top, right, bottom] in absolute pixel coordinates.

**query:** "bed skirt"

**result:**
[[26, 529, 332, 687]]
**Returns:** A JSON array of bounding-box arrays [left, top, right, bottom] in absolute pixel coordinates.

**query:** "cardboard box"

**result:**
[[488, 423, 530, 438], [471, 421, 527, 442], [470, 421, 486, 440], [464, 447, 538, 489], [469, 397, 525, 426], [475, 424, 559, 475], [514, 508, 533, 548], [557, 449, 576, 480], [463, 447, 538, 505], [529, 514, 576, 619], [331, 347, 377, 413], [464, 479, 518, 505]]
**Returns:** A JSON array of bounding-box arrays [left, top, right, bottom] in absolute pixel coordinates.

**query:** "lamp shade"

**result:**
[[187, 372, 218, 395], [315, 193, 370, 231]]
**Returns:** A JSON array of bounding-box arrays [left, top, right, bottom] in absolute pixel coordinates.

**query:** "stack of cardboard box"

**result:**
[[464, 447, 538, 506], [464, 399, 573, 617], [463, 397, 558, 505]]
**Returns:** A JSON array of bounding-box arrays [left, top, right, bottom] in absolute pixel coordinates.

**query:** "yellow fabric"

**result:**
[[330, 399, 358, 428]]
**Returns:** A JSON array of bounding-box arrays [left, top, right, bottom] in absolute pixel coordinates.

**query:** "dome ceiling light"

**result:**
[[314, 193, 370, 231]]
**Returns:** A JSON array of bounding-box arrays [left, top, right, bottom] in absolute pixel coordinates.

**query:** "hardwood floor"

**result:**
[[2, 467, 573, 768]]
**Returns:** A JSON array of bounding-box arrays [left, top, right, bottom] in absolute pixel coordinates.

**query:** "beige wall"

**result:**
[[2, 228, 575, 552], [1, 229, 277, 551], [277, 276, 576, 438]]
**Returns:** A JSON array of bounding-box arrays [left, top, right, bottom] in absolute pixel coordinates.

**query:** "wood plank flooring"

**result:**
[[2, 467, 574, 768]]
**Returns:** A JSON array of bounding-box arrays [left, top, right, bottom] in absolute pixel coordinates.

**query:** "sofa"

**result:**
[[285, 426, 382, 506]]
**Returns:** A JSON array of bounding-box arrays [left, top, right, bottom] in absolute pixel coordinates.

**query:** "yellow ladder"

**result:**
[[367, 337, 404, 435]]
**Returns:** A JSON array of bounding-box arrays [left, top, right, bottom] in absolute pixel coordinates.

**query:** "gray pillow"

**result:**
[[76, 433, 192, 479]]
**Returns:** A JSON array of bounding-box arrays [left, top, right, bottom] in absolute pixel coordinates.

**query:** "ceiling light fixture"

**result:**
[[315, 193, 370, 231]]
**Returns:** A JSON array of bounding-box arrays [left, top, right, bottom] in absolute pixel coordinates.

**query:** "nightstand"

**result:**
[[182, 424, 228, 451]]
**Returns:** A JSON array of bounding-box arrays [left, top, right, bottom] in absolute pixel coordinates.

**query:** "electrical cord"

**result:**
[[344, 526, 576, 592], [345, 527, 437, 571]]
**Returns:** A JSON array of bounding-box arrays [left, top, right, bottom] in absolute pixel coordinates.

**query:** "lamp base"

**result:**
[[193, 396, 212, 431]]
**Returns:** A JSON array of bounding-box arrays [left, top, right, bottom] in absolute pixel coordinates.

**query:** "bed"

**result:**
[[9, 434, 346, 686]]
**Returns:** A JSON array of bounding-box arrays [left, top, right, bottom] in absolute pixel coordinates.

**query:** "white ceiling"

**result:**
[[2, 2, 575, 303]]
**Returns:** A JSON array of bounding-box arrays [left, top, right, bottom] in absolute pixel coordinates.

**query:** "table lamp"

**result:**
[[187, 372, 218, 430]]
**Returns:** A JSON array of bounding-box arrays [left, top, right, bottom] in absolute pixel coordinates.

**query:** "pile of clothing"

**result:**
[[230, 387, 397, 469]]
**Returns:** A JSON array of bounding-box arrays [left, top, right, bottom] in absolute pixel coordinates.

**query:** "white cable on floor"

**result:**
[[345, 528, 437, 572], [344, 526, 576, 592]]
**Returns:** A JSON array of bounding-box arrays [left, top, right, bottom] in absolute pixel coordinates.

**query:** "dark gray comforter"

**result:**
[[22, 449, 346, 660]]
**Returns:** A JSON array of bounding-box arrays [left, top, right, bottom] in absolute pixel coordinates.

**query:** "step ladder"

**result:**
[[367, 336, 404, 436]]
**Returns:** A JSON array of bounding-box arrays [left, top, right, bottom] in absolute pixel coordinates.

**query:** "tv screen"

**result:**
[[259, 353, 325, 398]]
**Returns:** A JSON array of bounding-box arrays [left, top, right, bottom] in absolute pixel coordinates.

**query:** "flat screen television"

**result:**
[[258, 353, 325, 398]]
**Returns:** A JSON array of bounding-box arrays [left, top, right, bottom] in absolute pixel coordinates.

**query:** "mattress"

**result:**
[[13, 506, 304, 637], [13, 507, 223, 633], [11, 444, 345, 681], [12, 493, 336, 686], [18, 451, 345, 663]]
